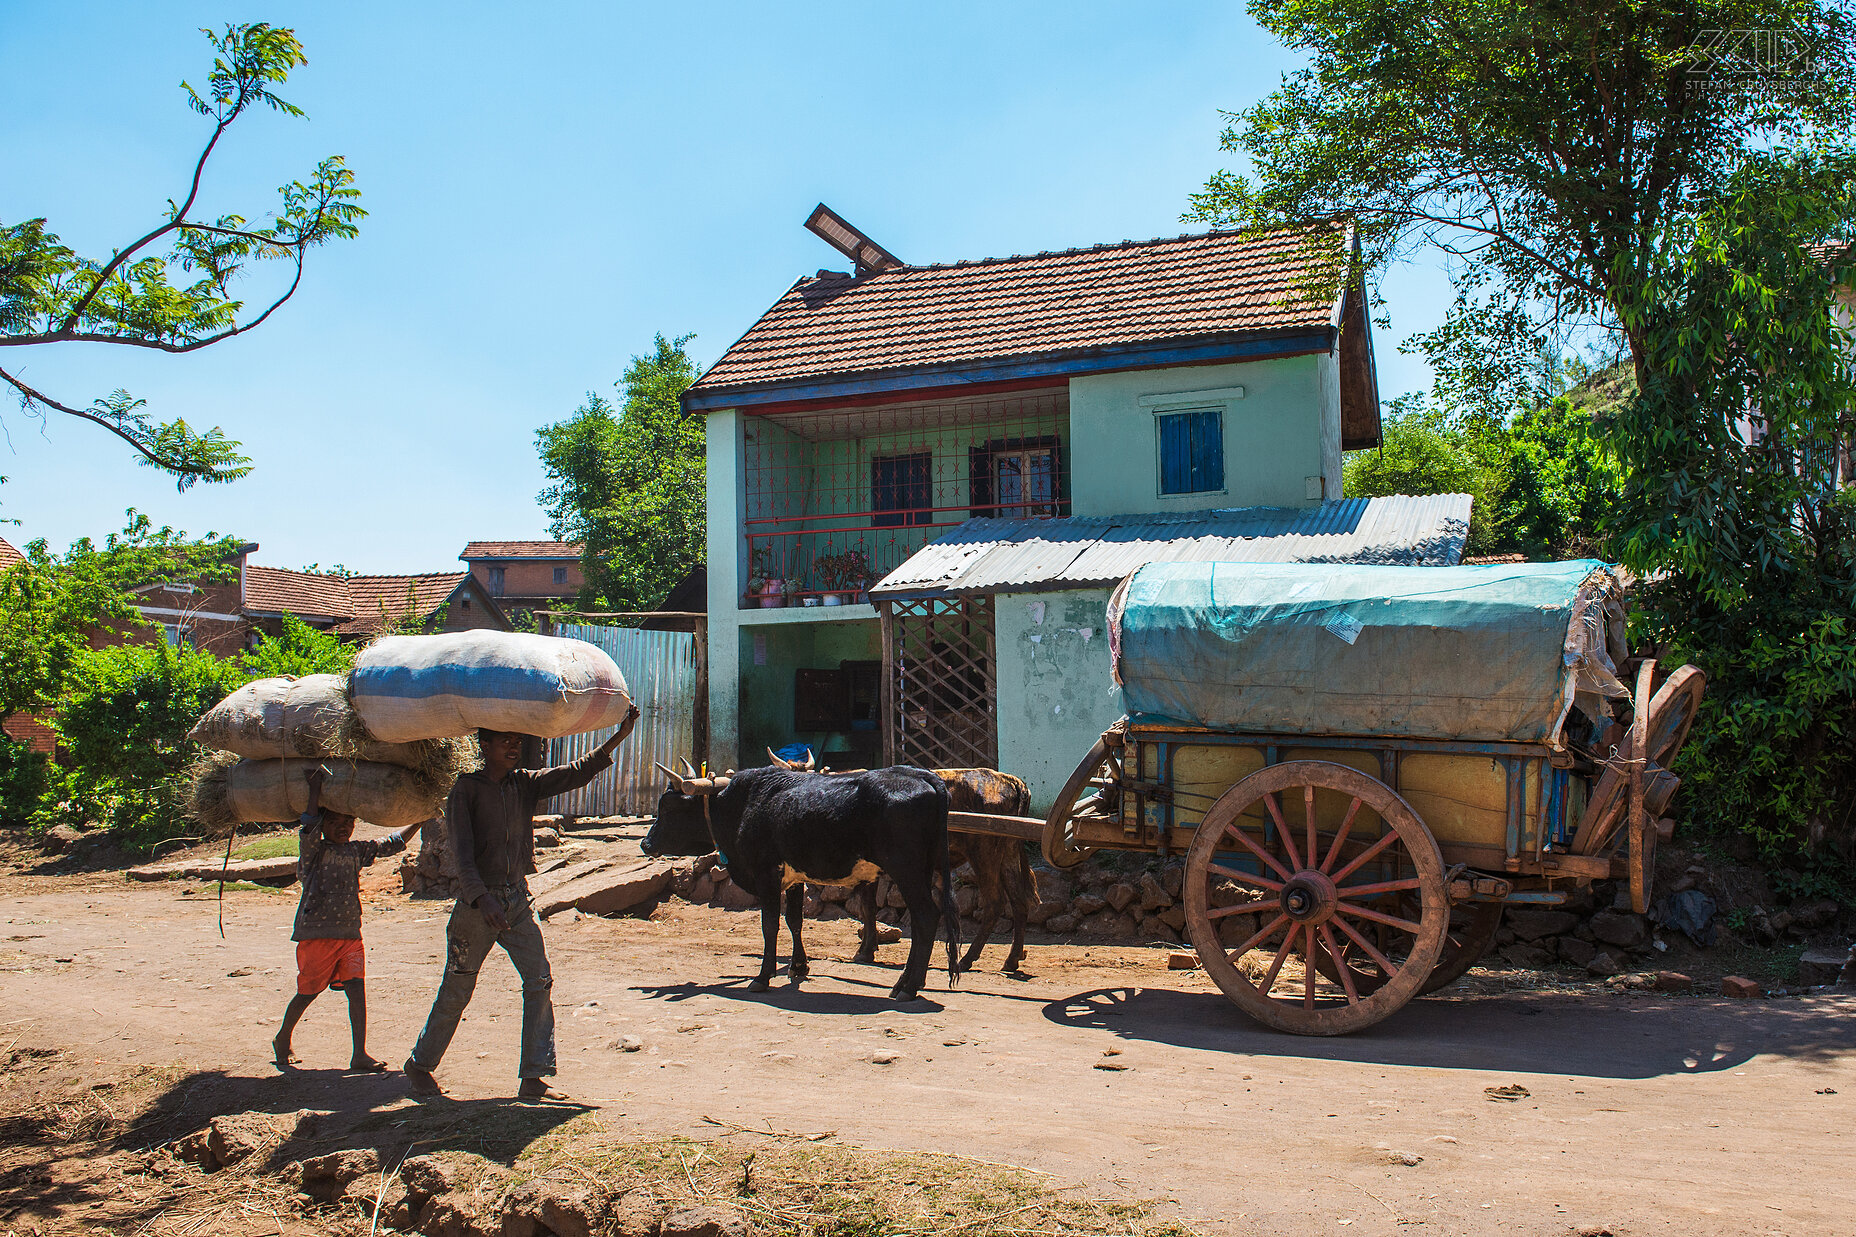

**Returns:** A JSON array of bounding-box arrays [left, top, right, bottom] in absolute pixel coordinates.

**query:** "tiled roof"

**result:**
[[460, 541, 582, 560], [337, 573, 469, 635], [689, 224, 1349, 395], [870, 495, 1472, 598], [242, 565, 354, 619], [0, 536, 23, 572]]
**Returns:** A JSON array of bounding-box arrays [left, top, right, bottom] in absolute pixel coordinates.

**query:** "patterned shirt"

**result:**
[[293, 813, 408, 942]]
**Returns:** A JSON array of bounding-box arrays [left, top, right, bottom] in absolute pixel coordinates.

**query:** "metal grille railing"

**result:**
[[741, 392, 1069, 609]]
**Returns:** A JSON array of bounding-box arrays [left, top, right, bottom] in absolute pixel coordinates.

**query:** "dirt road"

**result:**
[[3, 851, 1853, 1237]]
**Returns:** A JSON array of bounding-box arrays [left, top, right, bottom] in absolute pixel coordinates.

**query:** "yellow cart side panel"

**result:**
[[1397, 752, 1539, 853]]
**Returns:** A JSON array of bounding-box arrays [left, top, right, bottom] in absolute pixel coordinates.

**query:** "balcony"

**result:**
[[739, 391, 1071, 610]]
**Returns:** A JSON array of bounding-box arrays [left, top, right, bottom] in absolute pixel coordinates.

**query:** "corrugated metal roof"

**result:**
[[869, 494, 1473, 598]]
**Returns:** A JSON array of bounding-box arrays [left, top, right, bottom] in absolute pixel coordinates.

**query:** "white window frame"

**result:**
[[1140, 386, 1244, 500]]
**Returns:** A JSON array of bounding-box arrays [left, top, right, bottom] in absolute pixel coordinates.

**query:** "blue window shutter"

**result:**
[[1159, 410, 1223, 495], [1191, 410, 1224, 493], [1159, 414, 1190, 493]]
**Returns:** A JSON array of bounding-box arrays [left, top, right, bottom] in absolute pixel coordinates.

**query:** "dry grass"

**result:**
[[503, 1115, 1195, 1237], [1, 1045, 1195, 1237]]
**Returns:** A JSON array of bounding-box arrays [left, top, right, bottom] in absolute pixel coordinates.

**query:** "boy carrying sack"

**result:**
[[274, 765, 422, 1071]]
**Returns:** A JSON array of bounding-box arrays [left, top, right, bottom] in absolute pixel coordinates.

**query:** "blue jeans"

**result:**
[[408, 882, 556, 1080]]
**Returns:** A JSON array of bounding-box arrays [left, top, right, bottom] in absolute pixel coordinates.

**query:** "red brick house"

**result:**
[[459, 541, 584, 618]]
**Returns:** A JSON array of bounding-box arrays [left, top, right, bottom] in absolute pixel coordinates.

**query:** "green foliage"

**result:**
[[1610, 148, 1856, 866], [40, 642, 248, 846], [536, 333, 705, 610], [1490, 396, 1627, 560], [0, 510, 240, 725], [0, 735, 49, 828], [1191, 0, 1856, 391], [239, 613, 354, 678], [1343, 404, 1507, 553], [0, 22, 363, 486]]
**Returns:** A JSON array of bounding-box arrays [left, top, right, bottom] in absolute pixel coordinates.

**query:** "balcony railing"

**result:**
[[740, 393, 1069, 610]]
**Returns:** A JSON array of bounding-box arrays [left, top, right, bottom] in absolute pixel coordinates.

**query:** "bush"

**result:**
[[41, 642, 247, 848], [240, 613, 354, 678], [0, 735, 49, 828], [1489, 396, 1624, 560], [1342, 407, 1507, 553]]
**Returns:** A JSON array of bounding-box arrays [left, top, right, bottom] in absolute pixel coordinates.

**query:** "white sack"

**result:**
[[188, 674, 433, 767], [225, 758, 443, 830], [349, 631, 632, 743]]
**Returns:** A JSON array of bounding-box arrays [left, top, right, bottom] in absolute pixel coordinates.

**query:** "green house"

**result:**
[[681, 218, 1468, 811]]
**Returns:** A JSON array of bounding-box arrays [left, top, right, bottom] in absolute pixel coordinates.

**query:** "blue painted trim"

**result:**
[[680, 330, 1335, 413]]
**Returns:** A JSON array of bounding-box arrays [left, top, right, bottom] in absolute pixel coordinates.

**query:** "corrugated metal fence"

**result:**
[[543, 623, 698, 817]]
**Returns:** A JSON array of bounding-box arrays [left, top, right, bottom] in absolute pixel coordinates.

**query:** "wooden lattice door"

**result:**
[[880, 596, 997, 770]]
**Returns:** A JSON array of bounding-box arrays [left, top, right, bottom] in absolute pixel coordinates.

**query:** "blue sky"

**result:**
[[1, 2, 1451, 572]]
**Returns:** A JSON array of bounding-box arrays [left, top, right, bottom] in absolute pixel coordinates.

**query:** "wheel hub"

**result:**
[[1280, 870, 1338, 924]]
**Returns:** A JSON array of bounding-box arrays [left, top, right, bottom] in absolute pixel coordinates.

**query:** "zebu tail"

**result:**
[[937, 790, 961, 985]]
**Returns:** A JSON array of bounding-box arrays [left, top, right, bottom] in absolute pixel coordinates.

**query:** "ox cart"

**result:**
[[956, 560, 1704, 1035]]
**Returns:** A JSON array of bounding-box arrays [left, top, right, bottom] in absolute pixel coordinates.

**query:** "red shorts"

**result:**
[[296, 938, 365, 995]]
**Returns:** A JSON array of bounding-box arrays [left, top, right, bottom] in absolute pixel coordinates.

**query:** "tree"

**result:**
[[1342, 404, 1509, 552], [0, 511, 241, 730], [1188, 0, 1856, 395], [536, 334, 704, 610], [240, 613, 354, 678], [1610, 150, 1856, 868], [0, 23, 364, 487]]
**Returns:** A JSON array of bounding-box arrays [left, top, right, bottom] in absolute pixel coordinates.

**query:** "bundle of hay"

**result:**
[[348, 631, 631, 742], [187, 751, 461, 836], [186, 674, 476, 836]]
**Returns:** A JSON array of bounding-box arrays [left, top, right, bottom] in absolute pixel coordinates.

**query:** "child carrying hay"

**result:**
[[274, 765, 424, 1072]]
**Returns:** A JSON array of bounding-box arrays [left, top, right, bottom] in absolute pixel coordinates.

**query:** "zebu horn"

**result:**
[[768, 746, 793, 769], [653, 761, 685, 790], [678, 756, 699, 779]]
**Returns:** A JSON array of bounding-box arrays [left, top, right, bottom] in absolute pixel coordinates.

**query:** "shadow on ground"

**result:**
[[1043, 985, 1856, 1077]]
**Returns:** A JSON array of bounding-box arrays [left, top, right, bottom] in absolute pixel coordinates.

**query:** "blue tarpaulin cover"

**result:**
[[1109, 560, 1622, 743]]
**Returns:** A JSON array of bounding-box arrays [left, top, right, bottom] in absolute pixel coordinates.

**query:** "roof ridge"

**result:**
[[828, 221, 1340, 280]]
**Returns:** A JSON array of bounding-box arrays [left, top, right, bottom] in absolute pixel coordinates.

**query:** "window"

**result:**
[[1156, 409, 1225, 495], [161, 623, 190, 649], [969, 436, 1064, 518], [871, 452, 934, 527], [552, 566, 567, 586], [487, 566, 506, 595]]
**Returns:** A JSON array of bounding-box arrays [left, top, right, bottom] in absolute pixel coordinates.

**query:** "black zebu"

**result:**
[[641, 762, 960, 1000]]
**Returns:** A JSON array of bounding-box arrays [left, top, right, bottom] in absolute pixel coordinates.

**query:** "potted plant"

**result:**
[[815, 549, 870, 606], [749, 545, 785, 608]]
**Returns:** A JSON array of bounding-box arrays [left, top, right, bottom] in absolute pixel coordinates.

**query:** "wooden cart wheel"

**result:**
[[1041, 735, 1115, 869], [1183, 760, 1449, 1035], [1316, 900, 1504, 996], [1574, 663, 1706, 858]]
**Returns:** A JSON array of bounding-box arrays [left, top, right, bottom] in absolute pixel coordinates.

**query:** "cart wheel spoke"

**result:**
[[1329, 828, 1400, 885], [1207, 862, 1284, 893], [1320, 797, 1363, 872], [1220, 823, 1295, 883], [1261, 791, 1304, 870], [1303, 785, 1318, 881], [1334, 914, 1400, 976], [1319, 924, 1359, 1005], [1261, 924, 1299, 992], [1226, 912, 1291, 962], [1335, 901, 1424, 934]]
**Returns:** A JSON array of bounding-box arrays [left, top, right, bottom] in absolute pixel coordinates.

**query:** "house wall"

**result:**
[[1067, 353, 1336, 515], [708, 409, 746, 767], [467, 559, 582, 601], [993, 587, 1124, 816]]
